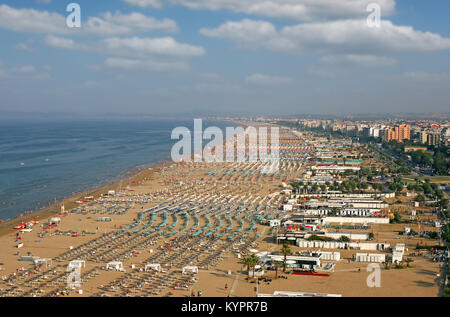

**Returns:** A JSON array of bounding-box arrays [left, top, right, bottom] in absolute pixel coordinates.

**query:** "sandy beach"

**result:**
[[0, 124, 444, 298]]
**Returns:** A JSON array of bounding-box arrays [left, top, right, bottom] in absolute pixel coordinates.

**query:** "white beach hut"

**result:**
[[106, 261, 124, 271], [34, 258, 53, 268], [145, 263, 161, 272], [182, 266, 199, 274], [70, 260, 86, 268]]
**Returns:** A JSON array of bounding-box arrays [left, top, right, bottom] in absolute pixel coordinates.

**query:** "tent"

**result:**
[[106, 261, 124, 271], [145, 263, 161, 272], [182, 266, 199, 274]]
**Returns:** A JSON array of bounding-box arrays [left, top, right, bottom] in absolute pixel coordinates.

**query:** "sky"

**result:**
[[0, 0, 449, 117]]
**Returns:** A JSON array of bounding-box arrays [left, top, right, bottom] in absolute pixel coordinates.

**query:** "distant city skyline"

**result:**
[[0, 0, 450, 116]]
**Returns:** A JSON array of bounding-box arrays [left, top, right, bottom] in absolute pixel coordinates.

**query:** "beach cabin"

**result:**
[[145, 263, 161, 272], [34, 258, 53, 268], [69, 260, 86, 268], [269, 219, 281, 228], [392, 244, 405, 263], [355, 253, 385, 263], [182, 266, 199, 274], [106, 261, 124, 271]]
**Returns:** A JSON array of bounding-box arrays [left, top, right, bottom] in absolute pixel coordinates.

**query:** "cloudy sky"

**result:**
[[0, 0, 449, 117]]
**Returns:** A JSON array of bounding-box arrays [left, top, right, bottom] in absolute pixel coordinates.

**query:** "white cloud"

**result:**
[[105, 57, 190, 72], [43, 35, 204, 73], [0, 5, 178, 36], [44, 35, 80, 50], [81, 12, 179, 36], [12, 65, 37, 73], [123, 0, 163, 9], [319, 54, 397, 67], [194, 83, 241, 93], [0, 4, 67, 34], [13, 43, 34, 52], [200, 19, 277, 47], [0, 62, 51, 80], [138, 0, 396, 22], [404, 72, 450, 82], [245, 73, 294, 85], [100, 37, 205, 58], [201, 19, 450, 55]]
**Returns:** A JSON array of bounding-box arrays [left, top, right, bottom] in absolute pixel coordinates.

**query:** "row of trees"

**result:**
[[385, 140, 449, 175], [292, 179, 403, 194], [407, 178, 448, 207]]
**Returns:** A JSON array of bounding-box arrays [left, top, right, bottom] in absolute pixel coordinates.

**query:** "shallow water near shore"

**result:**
[[0, 119, 228, 221]]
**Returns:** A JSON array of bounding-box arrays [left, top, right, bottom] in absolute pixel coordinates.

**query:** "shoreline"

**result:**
[[0, 119, 254, 237], [0, 157, 173, 238]]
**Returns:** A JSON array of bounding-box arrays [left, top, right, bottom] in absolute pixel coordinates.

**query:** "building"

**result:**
[[404, 146, 428, 152], [427, 133, 440, 146], [419, 131, 428, 144], [384, 124, 411, 143]]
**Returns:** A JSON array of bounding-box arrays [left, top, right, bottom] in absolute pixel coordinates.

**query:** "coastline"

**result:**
[[0, 118, 232, 238], [0, 158, 172, 238]]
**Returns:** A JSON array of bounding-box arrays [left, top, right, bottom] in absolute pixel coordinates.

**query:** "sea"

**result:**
[[0, 119, 230, 221]]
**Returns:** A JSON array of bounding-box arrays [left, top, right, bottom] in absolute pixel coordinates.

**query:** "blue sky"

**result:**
[[0, 0, 449, 117]]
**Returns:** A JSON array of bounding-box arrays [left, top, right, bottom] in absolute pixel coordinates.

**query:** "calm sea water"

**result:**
[[0, 119, 229, 221]]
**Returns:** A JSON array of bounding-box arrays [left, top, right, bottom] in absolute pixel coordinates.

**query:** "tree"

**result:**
[[331, 207, 340, 216], [391, 211, 403, 224], [243, 257, 253, 279], [404, 258, 413, 267], [438, 198, 449, 209], [311, 184, 319, 193], [338, 236, 351, 242], [244, 254, 260, 278], [281, 243, 292, 272], [416, 194, 425, 202], [273, 261, 283, 279]]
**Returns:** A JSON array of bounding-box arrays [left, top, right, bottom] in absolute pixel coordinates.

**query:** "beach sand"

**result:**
[[0, 126, 444, 297]]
